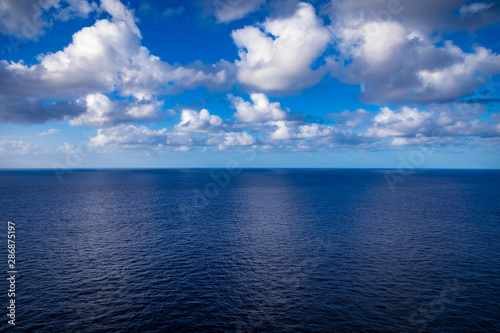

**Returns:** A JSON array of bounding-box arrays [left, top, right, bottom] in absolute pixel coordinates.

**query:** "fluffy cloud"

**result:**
[[226, 0, 499, 102], [326, 0, 500, 34], [329, 22, 500, 104], [434, 104, 499, 137], [367, 107, 432, 138], [0, 0, 97, 40], [84, 101, 500, 152], [334, 21, 407, 64], [227, 93, 366, 145], [2, 0, 499, 158], [69, 93, 164, 128], [89, 124, 168, 147], [232, 2, 330, 92], [296, 123, 334, 139], [269, 120, 294, 140], [174, 109, 223, 132], [326, 0, 500, 104], [1, 18, 229, 100], [88, 123, 257, 151], [0, 0, 232, 125], [365, 104, 500, 145], [1, 19, 139, 99], [267, 120, 362, 147], [416, 45, 500, 102], [100, 0, 140, 37], [223, 132, 255, 146], [231, 93, 287, 122]]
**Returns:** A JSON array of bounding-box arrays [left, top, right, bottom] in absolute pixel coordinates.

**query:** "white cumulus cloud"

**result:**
[[223, 132, 256, 146], [329, 19, 500, 104], [69, 93, 164, 128], [232, 2, 330, 92], [0, 0, 232, 125], [89, 124, 168, 147], [174, 109, 223, 132], [367, 106, 432, 138], [231, 93, 287, 122]]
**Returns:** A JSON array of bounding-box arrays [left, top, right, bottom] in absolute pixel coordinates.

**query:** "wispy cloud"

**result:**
[[39, 129, 61, 136]]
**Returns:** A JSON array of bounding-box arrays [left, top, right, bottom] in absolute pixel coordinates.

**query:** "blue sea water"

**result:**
[[0, 169, 499, 332]]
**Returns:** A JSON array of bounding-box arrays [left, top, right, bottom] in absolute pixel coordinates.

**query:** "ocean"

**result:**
[[0, 169, 499, 332]]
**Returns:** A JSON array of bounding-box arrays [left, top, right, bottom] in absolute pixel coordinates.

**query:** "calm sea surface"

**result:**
[[0, 169, 499, 332]]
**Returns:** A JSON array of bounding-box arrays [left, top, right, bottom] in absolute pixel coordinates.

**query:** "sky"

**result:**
[[0, 0, 499, 169]]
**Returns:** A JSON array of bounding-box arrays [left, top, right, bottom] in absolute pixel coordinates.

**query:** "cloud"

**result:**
[[296, 123, 334, 139], [0, 19, 141, 98], [0, 95, 84, 124], [3, 0, 500, 157], [0, 140, 33, 155], [231, 93, 287, 122], [83, 102, 500, 153], [1, 18, 229, 100], [365, 104, 500, 145], [57, 0, 97, 21], [100, 0, 140, 37], [269, 120, 294, 140], [367, 106, 432, 138], [0, 0, 232, 125], [459, 2, 494, 16], [39, 128, 60, 136], [198, 0, 265, 23], [328, 18, 500, 104], [433, 104, 499, 137], [89, 124, 168, 147], [326, 109, 371, 127], [0, 0, 97, 40], [222, 132, 255, 146], [416, 45, 500, 102], [88, 122, 256, 151], [174, 109, 223, 132], [227, 93, 365, 146], [69, 93, 164, 128], [232, 2, 330, 93], [267, 120, 362, 148], [390, 135, 436, 147], [325, 0, 500, 34]]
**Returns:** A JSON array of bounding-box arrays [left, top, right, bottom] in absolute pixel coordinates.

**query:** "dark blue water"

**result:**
[[0, 169, 499, 332]]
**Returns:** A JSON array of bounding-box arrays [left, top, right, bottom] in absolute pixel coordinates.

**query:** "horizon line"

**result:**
[[0, 167, 499, 171]]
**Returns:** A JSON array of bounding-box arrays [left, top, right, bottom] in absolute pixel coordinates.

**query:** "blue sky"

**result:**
[[0, 0, 499, 168]]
